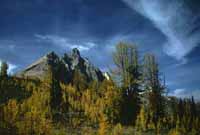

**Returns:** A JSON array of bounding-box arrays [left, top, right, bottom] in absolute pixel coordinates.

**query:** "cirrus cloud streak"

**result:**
[[122, 0, 200, 62]]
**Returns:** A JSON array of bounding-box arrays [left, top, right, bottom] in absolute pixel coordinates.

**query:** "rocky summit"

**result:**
[[16, 48, 105, 83]]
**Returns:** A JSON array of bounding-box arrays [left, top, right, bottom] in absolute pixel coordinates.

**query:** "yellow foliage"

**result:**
[[112, 123, 123, 135], [168, 129, 181, 135], [98, 114, 109, 135], [3, 99, 18, 124], [135, 105, 147, 131], [1, 84, 53, 135]]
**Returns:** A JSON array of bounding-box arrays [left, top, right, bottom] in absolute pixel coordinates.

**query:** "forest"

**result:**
[[0, 42, 200, 135]]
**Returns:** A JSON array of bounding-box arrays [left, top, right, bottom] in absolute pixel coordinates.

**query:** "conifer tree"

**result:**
[[0, 61, 8, 77], [135, 105, 147, 131], [45, 64, 62, 114], [190, 96, 196, 120], [113, 42, 141, 125], [113, 42, 140, 87], [98, 114, 109, 135], [143, 54, 165, 129]]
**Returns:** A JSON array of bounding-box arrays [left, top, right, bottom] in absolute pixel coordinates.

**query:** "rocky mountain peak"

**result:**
[[71, 48, 80, 58], [16, 48, 106, 83], [46, 51, 60, 65]]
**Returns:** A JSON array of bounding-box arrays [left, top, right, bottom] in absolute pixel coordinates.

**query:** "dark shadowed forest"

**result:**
[[0, 43, 200, 135]]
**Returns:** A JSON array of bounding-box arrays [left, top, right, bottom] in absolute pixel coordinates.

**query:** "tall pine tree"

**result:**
[[0, 61, 8, 77], [113, 42, 141, 125], [44, 52, 62, 117], [143, 54, 166, 129]]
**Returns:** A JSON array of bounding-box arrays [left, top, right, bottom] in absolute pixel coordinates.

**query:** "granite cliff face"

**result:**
[[16, 48, 105, 83]]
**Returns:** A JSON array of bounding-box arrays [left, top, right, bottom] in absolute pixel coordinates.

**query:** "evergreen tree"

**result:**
[[190, 96, 196, 120], [113, 42, 141, 125], [0, 61, 8, 77], [45, 65, 62, 115], [135, 105, 147, 131], [143, 54, 165, 129], [177, 99, 184, 119], [113, 42, 140, 87]]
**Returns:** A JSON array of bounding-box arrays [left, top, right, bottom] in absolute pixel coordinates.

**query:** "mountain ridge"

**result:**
[[16, 48, 105, 83]]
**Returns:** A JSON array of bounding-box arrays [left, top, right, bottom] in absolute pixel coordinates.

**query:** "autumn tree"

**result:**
[[0, 99, 18, 134], [98, 113, 109, 135], [113, 42, 141, 125], [135, 105, 147, 131], [143, 54, 166, 130], [113, 42, 140, 87], [72, 68, 88, 91]]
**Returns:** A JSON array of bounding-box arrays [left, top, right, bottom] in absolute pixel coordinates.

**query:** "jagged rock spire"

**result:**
[[16, 48, 105, 82], [71, 48, 80, 58], [46, 51, 60, 65]]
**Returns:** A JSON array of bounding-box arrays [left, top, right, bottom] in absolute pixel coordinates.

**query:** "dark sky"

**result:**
[[0, 0, 200, 100]]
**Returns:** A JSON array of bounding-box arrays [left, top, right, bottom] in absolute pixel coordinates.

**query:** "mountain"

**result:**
[[16, 48, 105, 83]]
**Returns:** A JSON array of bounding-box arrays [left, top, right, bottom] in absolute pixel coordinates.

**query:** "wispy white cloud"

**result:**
[[35, 34, 96, 51], [169, 88, 200, 101], [122, 0, 200, 63]]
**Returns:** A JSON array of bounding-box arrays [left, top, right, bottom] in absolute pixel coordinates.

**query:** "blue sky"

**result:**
[[0, 0, 200, 100]]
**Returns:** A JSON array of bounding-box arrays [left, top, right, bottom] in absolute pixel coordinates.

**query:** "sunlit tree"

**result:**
[[113, 42, 141, 125]]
